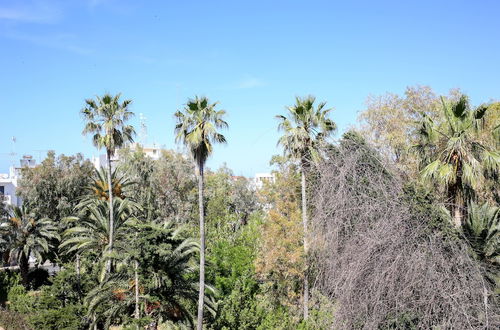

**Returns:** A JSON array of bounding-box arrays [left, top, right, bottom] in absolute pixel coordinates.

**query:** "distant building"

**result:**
[[130, 142, 162, 160], [253, 172, 275, 190], [91, 143, 164, 169], [91, 153, 119, 170], [0, 155, 37, 207]]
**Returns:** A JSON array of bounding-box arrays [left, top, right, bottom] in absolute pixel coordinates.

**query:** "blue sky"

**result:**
[[1, 0, 499, 176]]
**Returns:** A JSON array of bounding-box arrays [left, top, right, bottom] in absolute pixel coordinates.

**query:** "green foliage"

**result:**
[[207, 211, 260, 289], [6, 266, 92, 330], [117, 147, 198, 225], [209, 239, 255, 296], [205, 166, 259, 241], [14, 152, 94, 267], [0, 272, 21, 307], [153, 150, 197, 224], [16, 151, 94, 222], [7, 284, 34, 314], [117, 147, 158, 221], [256, 306, 296, 330], [211, 280, 262, 329], [206, 211, 267, 329], [83, 220, 206, 328], [30, 303, 84, 330], [402, 183, 458, 239], [132, 221, 205, 323]]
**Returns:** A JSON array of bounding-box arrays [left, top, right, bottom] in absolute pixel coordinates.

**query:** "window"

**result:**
[[0, 186, 4, 195]]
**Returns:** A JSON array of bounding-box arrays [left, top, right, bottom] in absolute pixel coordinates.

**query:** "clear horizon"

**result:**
[[1, 0, 500, 176]]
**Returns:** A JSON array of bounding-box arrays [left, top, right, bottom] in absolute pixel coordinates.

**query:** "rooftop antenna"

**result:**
[[139, 113, 148, 146], [0, 137, 17, 168], [9, 136, 17, 166]]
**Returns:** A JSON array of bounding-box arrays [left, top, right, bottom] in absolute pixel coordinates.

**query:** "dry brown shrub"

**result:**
[[310, 135, 499, 329]]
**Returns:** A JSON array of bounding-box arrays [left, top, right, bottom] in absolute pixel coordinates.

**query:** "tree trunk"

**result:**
[[106, 149, 115, 274], [19, 253, 29, 288], [453, 199, 463, 228], [196, 164, 205, 330], [449, 181, 463, 229], [76, 253, 81, 300], [135, 259, 140, 321], [2, 250, 9, 267], [301, 168, 309, 320]]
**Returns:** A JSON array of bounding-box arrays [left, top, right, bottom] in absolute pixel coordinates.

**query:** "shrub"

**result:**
[[0, 309, 32, 330]]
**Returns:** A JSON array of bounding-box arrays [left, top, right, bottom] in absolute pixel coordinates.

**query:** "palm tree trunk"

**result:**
[[2, 250, 9, 267], [196, 164, 205, 330], [449, 182, 463, 228], [301, 168, 309, 320], [106, 149, 115, 274], [453, 198, 463, 228], [19, 253, 29, 288], [76, 253, 81, 300], [135, 259, 140, 321]]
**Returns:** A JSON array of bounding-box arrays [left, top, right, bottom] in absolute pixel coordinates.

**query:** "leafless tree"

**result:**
[[310, 134, 499, 329]]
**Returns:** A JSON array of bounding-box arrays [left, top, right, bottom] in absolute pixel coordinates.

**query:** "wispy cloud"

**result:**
[[3, 31, 93, 55], [0, 1, 62, 23], [85, 0, 136, 15], [235, 77, 265, 89], [215, 77, 266, 91]]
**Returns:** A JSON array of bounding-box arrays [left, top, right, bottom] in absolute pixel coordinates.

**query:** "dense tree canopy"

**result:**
[[1, 88, 498, 329]]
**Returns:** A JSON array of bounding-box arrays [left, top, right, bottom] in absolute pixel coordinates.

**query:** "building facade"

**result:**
[[0, 155, 37, 207], [253, 172, 275, 190]]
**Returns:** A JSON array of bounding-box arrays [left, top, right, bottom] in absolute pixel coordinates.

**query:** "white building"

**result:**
[[253, 173, 275, 190], [0, 155, 37, 207], [91, 143, 164, 169], [130, 142, 162, 160], [91, 153, 119, 170], [0, 171, 20, 206]]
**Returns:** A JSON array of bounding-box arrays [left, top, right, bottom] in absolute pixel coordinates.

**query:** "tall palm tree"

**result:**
[[276, 95, 336, 319], [174, 96, 227, 330], [414, 95, 500, 227], [0, 206, 59, 287], [81, 93, 135, 274]]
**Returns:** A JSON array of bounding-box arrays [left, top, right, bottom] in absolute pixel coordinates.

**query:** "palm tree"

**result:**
[[85, 221, 212, 329], [61, 198, 140, 281], [174, 96, 227, 330], [276, 95, 336, 319], [0, 206, 59, 287], [463, 202, 500, 265], [87, 167, 133, 202], [414, 95, 500, 228], [81, 93, 135, 274]]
